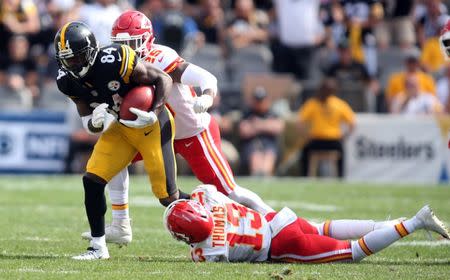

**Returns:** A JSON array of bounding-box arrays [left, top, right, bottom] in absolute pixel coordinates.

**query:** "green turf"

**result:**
[[0, 176, 449, 280]]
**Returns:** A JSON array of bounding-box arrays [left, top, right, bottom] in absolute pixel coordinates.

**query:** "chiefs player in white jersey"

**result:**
[[165, 185, 449, 263], [81, 10, 273, 244]]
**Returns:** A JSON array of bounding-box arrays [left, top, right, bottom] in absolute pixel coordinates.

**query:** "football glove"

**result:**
[[120, 107, 157, 128], [193, 94, 213, 113], [91, 103, 109, 128]]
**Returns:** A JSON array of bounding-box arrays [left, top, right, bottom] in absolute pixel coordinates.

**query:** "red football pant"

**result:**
[[266, 213, 353, 263], [173, 117, 237, 195]]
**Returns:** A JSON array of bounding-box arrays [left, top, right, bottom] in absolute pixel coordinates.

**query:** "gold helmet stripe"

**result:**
[[60, 22, 72, 50]]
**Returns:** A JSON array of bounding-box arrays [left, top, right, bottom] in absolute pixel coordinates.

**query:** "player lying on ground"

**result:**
[[55, 21, 192, 260], [81, 10, 273, 246], [164, 185, 449, 263]]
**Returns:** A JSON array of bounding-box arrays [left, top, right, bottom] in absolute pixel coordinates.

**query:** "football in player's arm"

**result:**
[[165, 185, 449, 263], [55, 21, 188, 260]]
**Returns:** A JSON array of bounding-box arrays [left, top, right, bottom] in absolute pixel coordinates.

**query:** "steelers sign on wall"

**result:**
[[345, 114, 444, 184]]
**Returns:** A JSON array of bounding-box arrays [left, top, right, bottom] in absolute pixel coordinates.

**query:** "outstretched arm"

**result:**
[[170, 62, 218, 113]]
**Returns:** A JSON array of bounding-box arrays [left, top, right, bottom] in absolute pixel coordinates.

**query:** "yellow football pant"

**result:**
[[86, 107, 177, 199]]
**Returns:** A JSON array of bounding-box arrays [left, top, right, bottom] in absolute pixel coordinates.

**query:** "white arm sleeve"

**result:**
[[227, 186, 274, 215], [81, 113, 115, 135], [180, 64, 218, 96]]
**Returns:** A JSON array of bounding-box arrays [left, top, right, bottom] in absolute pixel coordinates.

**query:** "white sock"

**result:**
[[351, 218, 419, 261], [91, 235, 106, 248], [317, 220, 377, 239], [108, 168, 130, 221]]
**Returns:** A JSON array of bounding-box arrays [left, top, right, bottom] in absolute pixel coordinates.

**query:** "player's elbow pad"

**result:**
[[180, 64, 217, 96]]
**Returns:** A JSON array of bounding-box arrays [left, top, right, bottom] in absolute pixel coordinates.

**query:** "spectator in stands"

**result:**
[[225, 0, 269, 51], [297, 78, 355, 178], [391, 75, 443, 115], [34, 0, 79, 83], [416, 0, 449, 47], [272, 0, 324, 80], [376, 0, 416, 49], [385, 48, 436, 109], [326, 39, 375, 112], [435, 64, 450, 113], [0, 0, 40, 59], [79, 0, 122, 46], [420, 33, 447, 74], [152, 0, 202, 54], [239, 87, 284, 176], [342, 0, 383, 77], [0, 35, 37, 110], [209, 94, 240, 172], [322, 1, 347, 52], [194, 0, 225, 45], [137, 0, 165, 19]]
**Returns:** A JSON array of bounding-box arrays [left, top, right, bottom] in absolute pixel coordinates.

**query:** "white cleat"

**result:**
[[81, 219, 132, 246], [415, 205, 449, 239], [72, 244, 110, 260]]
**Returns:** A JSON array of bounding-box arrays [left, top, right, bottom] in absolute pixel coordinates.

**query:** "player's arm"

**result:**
[[57, 71, 113, 134], [170, 62, 218, 113], [130, 60, 173, 115]]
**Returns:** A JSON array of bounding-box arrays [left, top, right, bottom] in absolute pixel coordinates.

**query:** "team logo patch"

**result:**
[[108, 80, 121, 91]]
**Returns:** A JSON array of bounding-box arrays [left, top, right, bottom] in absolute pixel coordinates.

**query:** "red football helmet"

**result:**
[[163, 199, 213, 244], [111, 10, 155, 59], [439, 19, 450, 59]]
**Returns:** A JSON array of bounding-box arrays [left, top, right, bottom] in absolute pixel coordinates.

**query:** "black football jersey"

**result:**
[[56, 43, 138, 119]]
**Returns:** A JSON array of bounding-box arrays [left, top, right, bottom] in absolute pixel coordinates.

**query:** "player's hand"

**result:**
[[120, 107, 157, 128], [91, 103, 109, 128], [193, 94, 213, 113]]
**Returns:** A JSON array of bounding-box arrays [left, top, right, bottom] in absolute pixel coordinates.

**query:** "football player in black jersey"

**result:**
[[55, 21, 187, 260]]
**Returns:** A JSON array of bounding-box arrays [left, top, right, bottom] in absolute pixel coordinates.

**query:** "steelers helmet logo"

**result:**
[[108, 80, 121, 91]]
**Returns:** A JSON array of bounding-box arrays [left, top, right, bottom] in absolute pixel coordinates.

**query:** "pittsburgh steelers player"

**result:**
[[80, 10, 275, 246], [54, 21, 188, 260]]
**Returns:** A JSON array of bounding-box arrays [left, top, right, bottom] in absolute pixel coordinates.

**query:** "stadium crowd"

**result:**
[[2, 0, 450, 176]]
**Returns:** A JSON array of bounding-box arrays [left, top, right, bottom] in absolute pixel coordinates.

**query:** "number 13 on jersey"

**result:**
[[225, 203, 264, 251]]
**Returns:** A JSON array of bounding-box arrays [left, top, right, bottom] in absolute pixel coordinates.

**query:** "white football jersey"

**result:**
[[189, 185, 272, 262], [144, 44, 211, 139]]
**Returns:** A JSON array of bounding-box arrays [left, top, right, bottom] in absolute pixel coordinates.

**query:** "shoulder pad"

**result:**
[[146, 44, 184, 73], [97, 44, 137, 84]]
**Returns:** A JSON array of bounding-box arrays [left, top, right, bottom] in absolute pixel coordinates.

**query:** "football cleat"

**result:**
[[72, 245, 110, 260], [415, 205, 449, 239], [81, 219, 132, 246]]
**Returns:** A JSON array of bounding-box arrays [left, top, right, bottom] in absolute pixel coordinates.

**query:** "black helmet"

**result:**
[[54, 21, 99, 77]]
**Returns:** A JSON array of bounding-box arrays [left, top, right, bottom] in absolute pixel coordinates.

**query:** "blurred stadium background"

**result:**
[[2, 0, 450, 184]]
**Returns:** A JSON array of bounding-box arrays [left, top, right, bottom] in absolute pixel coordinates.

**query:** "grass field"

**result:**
[[0, 176, 449, 280]]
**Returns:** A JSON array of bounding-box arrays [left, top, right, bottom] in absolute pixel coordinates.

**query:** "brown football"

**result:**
[[120, 86, 155, 121]]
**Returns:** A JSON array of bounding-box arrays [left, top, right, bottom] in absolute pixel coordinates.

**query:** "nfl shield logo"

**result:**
[[108, 80, 121, 91]]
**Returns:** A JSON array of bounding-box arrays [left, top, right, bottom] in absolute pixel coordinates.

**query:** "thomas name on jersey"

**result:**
[[211, 206, 226, 247]]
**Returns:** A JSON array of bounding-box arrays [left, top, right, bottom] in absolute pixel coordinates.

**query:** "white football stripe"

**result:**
[[391, 240, 450, 247]]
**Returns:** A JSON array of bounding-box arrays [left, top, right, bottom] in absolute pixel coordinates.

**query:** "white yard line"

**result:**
[[265, 200, 340, 212], [0, 268, 80, 274], [392, 240, 450, 247]]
